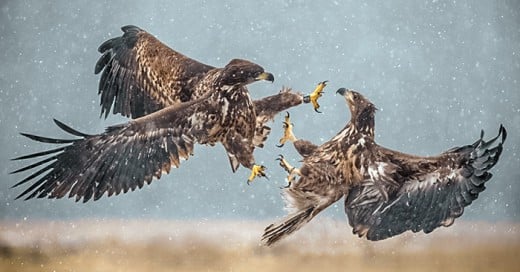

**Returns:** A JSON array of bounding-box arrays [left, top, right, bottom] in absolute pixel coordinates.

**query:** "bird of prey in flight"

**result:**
[[10, 25, 324, 202], [263, 88, 506, 245]]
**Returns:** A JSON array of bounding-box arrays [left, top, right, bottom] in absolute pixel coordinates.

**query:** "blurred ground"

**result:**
[[0, 218, 518, 272]]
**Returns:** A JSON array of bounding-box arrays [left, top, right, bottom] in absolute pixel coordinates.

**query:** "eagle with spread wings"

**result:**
[[262, 88, 507, 245], [10, 25, 322, 202]]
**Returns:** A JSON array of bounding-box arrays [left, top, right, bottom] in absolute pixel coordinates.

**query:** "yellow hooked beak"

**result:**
[[255, 72, 275, 82]]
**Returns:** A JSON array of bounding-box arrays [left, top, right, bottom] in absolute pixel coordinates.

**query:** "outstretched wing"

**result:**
[[345, 126, 506, 240], [11, 94, 221, 202], [95, 25, 214, 119]]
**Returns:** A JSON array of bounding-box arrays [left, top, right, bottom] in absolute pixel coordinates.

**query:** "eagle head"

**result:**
[[220, 59, 274, 87], [337, 88, 376, 133]]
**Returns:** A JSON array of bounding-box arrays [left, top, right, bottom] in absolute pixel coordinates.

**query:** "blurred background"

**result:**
[[0, 0, 519, 271]]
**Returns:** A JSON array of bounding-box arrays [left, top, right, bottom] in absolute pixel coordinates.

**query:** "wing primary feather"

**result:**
[[19, 133, 77, 144], [121, 25, 141, 35], [101, 63, 119, 118], [11, 146, 66, 161], [93, 152, 118, 201], [95, 51, 112, 74], [97, 36, 119, 54], [22, 179, 50, 201], [98, 60, 111, 94], [104, 147, 124, 198], [9, 155, 57, 174], [53, 119, 92, 137], [82, 185, 95, 203], [476, 126, 506, 151], [12, 164, 53, 189], [14, 166, 53, 199], [112, 139, 134, 195]]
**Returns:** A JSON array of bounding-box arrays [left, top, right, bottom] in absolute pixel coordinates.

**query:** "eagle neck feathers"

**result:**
[[321, 104, 376, 188], [351, 105, 376, 140]]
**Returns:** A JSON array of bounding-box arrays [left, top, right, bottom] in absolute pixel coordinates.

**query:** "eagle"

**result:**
[[93, 25, 323, 146], [10, 25, 322, 202], [262, 88, 507, 246]]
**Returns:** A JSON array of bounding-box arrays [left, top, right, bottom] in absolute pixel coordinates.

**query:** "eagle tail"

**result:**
[[261, 206, 315, 246]]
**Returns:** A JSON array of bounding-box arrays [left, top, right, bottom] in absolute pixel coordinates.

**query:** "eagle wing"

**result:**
[[11, 94, 222, 202], [95, 25, 214, 118], [344, 125, 506, 240]]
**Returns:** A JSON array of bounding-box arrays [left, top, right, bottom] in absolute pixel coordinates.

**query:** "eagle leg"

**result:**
[[276, 154, 300, 188], [277, 112, 297, 147], [303, 80, 327, 113], [247, 164, 268, 185]]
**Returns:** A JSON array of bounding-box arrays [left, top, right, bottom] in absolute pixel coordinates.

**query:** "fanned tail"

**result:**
[[261, 206, 315, 246]]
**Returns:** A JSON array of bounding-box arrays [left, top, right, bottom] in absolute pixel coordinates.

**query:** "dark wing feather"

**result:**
[[95, 25, 214, 119], [345, 125, 506, 240], [11, 94, 221, 202]]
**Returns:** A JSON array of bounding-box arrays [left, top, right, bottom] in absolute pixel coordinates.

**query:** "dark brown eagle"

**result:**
[[10, 25, 320, 202], [94, 25, 322, 147], [262, 88, 507, 246]]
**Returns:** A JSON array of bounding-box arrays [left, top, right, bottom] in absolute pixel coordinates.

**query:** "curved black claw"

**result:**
[[282, 184, 291, 189]]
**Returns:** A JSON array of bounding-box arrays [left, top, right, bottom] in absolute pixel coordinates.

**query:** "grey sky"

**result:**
[[1, 0, 518, 222]]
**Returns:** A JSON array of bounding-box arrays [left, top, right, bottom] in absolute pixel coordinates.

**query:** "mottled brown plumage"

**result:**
[[11, 25, 317, 202], [94, 25, 307, 148], [95, 25, 214, 118], [11, 59, 275, 202], [262, 88, 506, 246]]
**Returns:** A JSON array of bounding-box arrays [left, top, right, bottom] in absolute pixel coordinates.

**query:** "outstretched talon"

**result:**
[[247, 164, 268, 185], [276, 154, 300, 188], [277, 112, 297, 147], [303, 80, 328, 113]]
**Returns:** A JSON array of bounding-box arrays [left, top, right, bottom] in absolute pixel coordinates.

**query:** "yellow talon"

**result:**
[[276, 154, 300, 188], [304, 80, 327, 113], [247, 164, 267, 185], [277, 112, 297, 147]]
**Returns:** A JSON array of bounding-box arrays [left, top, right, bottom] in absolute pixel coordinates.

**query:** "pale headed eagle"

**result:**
[[262, 89, 507, 246], [10, 25, 322, 202]]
